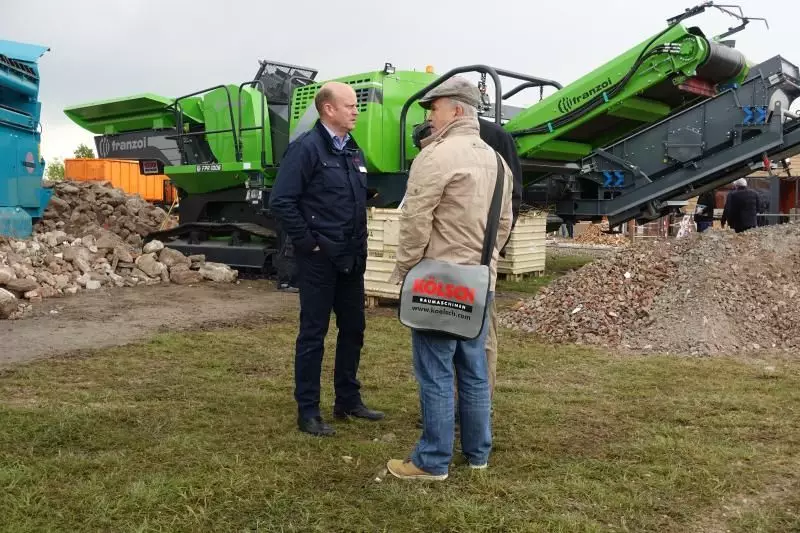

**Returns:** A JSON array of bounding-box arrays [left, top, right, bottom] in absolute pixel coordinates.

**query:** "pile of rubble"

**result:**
[[0, 181, 238, 319], [500, 223, 800, 356], [573, 222, 629, 246]]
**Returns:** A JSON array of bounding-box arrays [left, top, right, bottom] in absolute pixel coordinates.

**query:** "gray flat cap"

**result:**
[[418, 76, 481, 110]]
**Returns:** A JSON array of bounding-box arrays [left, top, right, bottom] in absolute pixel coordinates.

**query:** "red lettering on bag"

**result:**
[[411, 277, 476, 303], [413, 278, 425, 293]]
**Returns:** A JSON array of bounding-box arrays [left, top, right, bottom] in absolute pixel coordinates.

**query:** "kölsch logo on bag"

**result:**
[[412, 276, 476, 310], [399, 259, 490, 339], [397, 151, 505, 340]]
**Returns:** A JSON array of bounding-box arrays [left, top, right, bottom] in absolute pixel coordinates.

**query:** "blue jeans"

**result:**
[[410, 294, 493, 475]]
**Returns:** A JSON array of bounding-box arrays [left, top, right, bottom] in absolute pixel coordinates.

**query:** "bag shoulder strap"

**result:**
[[480, 151, 506, 266]]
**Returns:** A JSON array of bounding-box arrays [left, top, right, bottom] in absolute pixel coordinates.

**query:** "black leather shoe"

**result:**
[[333, 405, 385, 421], [298, 416, 336, 436]]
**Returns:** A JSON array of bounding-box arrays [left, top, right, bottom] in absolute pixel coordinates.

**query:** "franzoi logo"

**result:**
[[98, 136, 111, 158], [557, 77, 614, 115], [98, 135, 148, 157], [110, 137, 147, 152]]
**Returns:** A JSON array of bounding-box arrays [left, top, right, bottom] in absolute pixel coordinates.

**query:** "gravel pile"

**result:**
[[501, 224, 800, 355]]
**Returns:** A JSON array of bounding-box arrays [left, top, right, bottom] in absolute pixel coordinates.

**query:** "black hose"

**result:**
[[510, 21, 683, 137]]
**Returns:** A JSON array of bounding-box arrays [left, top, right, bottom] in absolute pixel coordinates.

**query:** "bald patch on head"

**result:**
[[314, 81, 355, 114]]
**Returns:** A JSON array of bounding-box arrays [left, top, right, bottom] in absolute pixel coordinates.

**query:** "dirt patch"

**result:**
[[689, 466, 800, 533], [2, 281, 297, 365]]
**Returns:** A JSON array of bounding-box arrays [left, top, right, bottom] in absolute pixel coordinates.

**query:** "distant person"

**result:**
[[274, 222, 298, 292], [756, 189, 770, 227], [694, 189, 716, 233], [721, 178, 759, 233]]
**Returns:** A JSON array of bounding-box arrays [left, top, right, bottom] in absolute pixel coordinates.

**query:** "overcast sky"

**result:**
[[2, 0, 797, 162]]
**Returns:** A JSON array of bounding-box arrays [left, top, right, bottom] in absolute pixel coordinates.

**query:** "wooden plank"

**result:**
[[498, 270, 545, 282]]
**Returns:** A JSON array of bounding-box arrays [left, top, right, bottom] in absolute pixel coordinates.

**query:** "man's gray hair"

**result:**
[[446, 97, 478, 117]]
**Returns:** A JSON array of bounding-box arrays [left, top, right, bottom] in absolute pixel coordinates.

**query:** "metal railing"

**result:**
[[398, 65, 563, 171]]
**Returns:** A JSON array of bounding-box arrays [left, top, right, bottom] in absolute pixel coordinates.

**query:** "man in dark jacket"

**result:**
[[476, 118, 522, 402], [269, 81, 384, 437], [721, 178, 760, 233], [478, 119, 523, 236]]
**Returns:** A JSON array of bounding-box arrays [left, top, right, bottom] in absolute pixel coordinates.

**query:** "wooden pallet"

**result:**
[[365, 295, 398, 309], [367, 207, 401, 258], [498, 270, 545, 282], [497, 213, 547, 278]]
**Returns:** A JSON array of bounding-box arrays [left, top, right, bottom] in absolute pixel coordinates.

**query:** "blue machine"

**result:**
[[0, 39, 52, 238]]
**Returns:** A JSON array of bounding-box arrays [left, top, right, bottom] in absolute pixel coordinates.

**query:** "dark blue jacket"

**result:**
[[721, 187, 759, 232], [269, 120, 368, 273]]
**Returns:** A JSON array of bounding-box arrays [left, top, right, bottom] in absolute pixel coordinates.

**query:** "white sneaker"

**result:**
[[469, 463, 488, 470]]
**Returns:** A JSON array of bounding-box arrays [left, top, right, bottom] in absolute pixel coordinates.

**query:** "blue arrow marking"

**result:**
[[756, 106, 767, 124], [614, 171, 625, 187], [743, 106, 753, 125], [603, 171, 613, 187]]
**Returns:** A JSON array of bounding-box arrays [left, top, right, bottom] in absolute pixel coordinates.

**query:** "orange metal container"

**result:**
[[64, 158, 177, 205]]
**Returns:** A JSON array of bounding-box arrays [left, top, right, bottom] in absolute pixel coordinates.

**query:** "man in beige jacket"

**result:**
[[386, 77, 513, 480]]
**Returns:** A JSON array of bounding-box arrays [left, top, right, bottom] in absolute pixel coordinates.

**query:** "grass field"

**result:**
[[2, 310, 799, 532]]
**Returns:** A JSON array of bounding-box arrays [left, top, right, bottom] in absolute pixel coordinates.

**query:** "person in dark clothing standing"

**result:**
[[269, 81, 384, 437], [694, 189, 716, 233], [274, 222, 299, 292], [478, 119, 522, 236], [476, 118, 522, 402], [756, 189, 770, 227], [721, 178, 760, 233]]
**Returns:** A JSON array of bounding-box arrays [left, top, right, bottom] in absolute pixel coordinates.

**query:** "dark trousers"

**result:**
[[275, 224, 298, 286], [696, 220, 713, 233], [294, 251, 365, 419]]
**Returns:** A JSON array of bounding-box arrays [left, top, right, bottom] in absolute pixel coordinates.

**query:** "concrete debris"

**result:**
[[572, 222, 630, 246], [199, 262, 239, 283], [0, 180, 239, 320], [500, 223, 800, 356], [0, 288, 16, 319]]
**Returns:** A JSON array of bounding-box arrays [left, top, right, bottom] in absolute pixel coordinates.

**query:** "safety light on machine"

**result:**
[[425, 65, 434, 73], [383, 62, 395, 75]]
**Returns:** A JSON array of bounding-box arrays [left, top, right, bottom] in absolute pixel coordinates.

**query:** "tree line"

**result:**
[[44, 143, 95, 181]]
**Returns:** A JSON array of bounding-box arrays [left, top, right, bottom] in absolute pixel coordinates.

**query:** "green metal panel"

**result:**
[[504, 23, 748, 160], [200, 85, 241, 164], [379, 71, 436, 172], [288, 70, 435, 173], [64, 93, 203, 134], [239, 86, 273, 165], [528, 140, 593, 161], [164, 161, 254, 194], [201, 85, 272, 166], [607, 96, 672, 122]]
